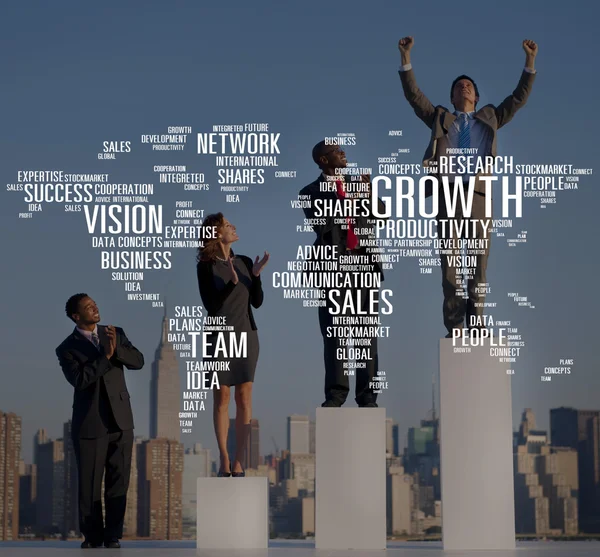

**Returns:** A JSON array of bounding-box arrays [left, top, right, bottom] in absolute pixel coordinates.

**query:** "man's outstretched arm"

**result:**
[[495, 40, 538, 129], [397, 36, 436, 129]]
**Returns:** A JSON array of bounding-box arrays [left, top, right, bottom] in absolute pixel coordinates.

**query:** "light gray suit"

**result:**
[[399, 67, 536, 332]]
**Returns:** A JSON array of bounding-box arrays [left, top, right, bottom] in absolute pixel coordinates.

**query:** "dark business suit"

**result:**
[[197, 254, 263, 385], [197, 254, 263, 330], [399, 67, 536, 331], [299, 175, 386, 406], [56, 326, 144, 544]]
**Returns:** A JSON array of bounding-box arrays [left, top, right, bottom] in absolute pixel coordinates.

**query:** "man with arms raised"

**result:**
[[397, 36, 538, 337]]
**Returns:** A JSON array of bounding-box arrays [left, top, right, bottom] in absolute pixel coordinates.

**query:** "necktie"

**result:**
[[335, 180, 359, 250], [458, 113, 471, 149], [91, 331, 100, 349]]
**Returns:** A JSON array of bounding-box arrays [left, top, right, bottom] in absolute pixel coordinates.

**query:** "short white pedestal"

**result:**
[[439, 338, 516, 550], [315, 407, 386, 550], [196, 477, 268, 549]]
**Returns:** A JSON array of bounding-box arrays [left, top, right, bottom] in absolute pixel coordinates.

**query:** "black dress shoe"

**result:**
[[446, 327, 466, 339], [80, 540, 101, 548], [104, 539, 121, 548], [321, 400, 341, 407], [360, 402, 378, 408]]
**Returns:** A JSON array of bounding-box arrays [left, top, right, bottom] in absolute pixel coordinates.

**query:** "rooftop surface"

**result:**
[[0, 540, 599, 556]]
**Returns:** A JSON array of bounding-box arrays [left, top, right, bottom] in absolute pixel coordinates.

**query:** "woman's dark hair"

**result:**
[[196, 212, 230, 262]]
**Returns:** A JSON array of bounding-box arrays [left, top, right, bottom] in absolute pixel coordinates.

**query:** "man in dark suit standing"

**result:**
[[398, 36, 538, 337], [56, 293, 144, 548], [299, 142, 387, 407]]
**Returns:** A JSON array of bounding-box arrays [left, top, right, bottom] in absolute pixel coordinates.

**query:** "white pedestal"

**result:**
[[315, 407, 386, 550], [439, 338, 516, 550], [196, 477, 268, 549]]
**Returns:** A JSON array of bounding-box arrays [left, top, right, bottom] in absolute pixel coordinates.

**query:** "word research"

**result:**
[[188, 331, 247, 358], [197, 132, 280, 154]]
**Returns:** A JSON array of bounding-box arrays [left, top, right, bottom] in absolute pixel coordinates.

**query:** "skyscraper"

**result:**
[[407, 426, 434, 459], [287, 415, 309, 455], [182, 443, 211, 537], [287, 453, 315, 495], [18, 460, 36, 532], [0, 411, 21, 541], [514, 409, 578, 535], [249, 419, 260, 469], [138, 438, 183, 539], [150, 311, 181, 442], [386, 418, 394, 457], [62, 421, 79, 537], [36, 437, 65, 535], [387, 465, 419, 536], [226, 418, 260, 470], [123, 437, 144, 538], [405, 404, 441, 502], [551, 407, 600, 532], [515, 408, 537, 447], [33, 429, 47, 468], [392, 423, 401, 457]]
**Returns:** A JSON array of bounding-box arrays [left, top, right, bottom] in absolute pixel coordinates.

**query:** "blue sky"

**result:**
[[1, 0, 598, 462]]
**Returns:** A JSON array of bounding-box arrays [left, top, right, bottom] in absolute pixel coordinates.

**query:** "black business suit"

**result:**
[[299, 175, 386, 406], [56, 325, 144, 544], [197, 254, 263, 385]]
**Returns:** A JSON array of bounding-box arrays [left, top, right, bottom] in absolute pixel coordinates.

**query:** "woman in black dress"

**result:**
[[196, 213, 269, 477]]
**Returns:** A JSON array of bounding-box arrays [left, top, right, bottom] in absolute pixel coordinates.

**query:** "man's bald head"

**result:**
[[312, 140, 347, 171], [312, 141, 327, 166]]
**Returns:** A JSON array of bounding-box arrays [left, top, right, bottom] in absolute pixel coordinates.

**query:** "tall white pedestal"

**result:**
[[196, 477, 268, 549], [439, 338, 516, 550], [315, 407, 386, 550]]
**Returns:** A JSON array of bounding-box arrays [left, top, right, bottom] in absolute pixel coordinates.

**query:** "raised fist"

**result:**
[[398, 36, 414, 53], [522, 39, 538, 57]]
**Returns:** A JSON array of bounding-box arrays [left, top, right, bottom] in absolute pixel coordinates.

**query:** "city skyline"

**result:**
[[5, 380, 599, 467], [4, 401, 599, 540], [8, 402, 597, 472]]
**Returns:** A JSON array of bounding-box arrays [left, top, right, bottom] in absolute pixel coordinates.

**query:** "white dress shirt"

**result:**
[[447, 110, 492, 155]]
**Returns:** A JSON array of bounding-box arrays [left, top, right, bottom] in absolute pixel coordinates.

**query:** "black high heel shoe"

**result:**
[[217, 465, 232, 477], [231, 468, 245, 477]]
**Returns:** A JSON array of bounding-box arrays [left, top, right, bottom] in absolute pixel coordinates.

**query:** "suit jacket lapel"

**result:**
[[313, 175, 347, 244], [71, 328, 100, 357], [474, 107, 495, 130], [441, 110, 456, 134], [314, 176, 337, 200]]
